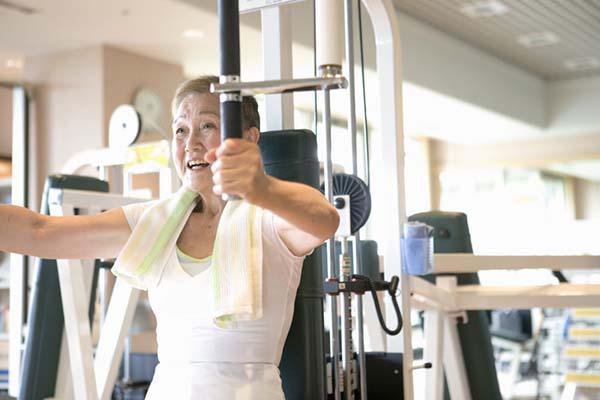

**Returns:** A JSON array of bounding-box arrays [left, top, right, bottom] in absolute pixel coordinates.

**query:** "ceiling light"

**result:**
[[564, 57, 600, 71], [517, 31, 560, 48], [5, 59, 23, 69], [460, 1, 509, 18], [182, 29, 205, 39]]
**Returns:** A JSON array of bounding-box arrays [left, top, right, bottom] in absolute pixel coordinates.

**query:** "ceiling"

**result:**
[[393, 0, 600, 80], [3, 0, 600, 81], [0, 0, 233, 79]]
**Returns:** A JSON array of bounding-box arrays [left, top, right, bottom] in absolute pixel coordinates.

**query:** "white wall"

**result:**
[[24, 45, 185, 206], [548, 75, 600, 137], [103, 45, 184, 142], [25, 46, 105, 206], [575, 178, 600, 220], [431, 133, 600, 171], [396, 11, 546, 129], [0, 87, 12, 157]]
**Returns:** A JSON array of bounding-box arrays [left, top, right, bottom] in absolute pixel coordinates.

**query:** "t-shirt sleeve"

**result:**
[[261, 210, 313, 262], [121, 200, 158, 230]]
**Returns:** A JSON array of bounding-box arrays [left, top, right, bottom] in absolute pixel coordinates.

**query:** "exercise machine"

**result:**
[[214, 1, 408, 398]]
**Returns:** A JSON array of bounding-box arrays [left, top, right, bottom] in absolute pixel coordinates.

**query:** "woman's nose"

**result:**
[[185, 135, 204, 152]]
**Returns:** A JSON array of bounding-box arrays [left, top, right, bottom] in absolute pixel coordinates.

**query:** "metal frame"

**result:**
[[48, 188, 145, 400], [241, 1, 406, 398], [8, 84, 30, 396], [261, 5, 294, 131], [270, 0, 406, 397], [433, 254, 600, 273], [407, 254, 600, 400], [61, 141, 173, 199], [356, 1, 411, 396]]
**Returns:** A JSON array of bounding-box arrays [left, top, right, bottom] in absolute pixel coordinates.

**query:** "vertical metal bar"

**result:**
[[95, 281, 140, 400], [424, 309, 444, 400], [51, 203, 99, 399], [352, 236, 367, 399], [312, 0, 319, 136], [438, 277, 471, 400], [344, 1, 368, 398], [217, 0, 242, 202], [218, 0, 240, 80], [344, 0, 358, 178], [22, 89, 30, 319], [20, 87, 29, 321], [8, 85, 28, 396], [217, 0, 242, 141], [357, 0, 371, 188], [99, 167, 110, 330], [99, 270, 107, 328], [340, 239, 353, 399], [261, 6, 294, 131], [323, 89, 341, 400], [401, 273, 415, 400], [123, 337, 131, 382], [359, 0, 411, 396], [561, 383, 577, 400], [443, 315, 471, 400]]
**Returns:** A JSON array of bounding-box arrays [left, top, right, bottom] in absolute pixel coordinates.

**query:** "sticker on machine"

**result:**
[[239, 0, 305, 13]]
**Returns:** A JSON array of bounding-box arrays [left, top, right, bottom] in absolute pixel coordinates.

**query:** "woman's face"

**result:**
[[172, 93, 221, 193]]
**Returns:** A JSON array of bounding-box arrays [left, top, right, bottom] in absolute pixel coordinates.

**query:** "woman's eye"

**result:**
[[175, 127, 185, 135], [202, 123, 217, 130]]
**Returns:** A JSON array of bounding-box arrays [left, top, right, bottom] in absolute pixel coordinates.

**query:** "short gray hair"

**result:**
[[171, 75, 260, 130]]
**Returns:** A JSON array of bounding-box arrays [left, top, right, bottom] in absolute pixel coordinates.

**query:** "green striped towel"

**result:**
[[112, 186, 199, 290], [211, 200, 263, 329], [112, 185, 264, 329]]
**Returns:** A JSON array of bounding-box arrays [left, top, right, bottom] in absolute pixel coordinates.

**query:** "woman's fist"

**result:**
[[206, 139, 269, 203]]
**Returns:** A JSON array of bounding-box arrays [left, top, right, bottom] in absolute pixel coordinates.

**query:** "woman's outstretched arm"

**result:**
[[0, 204, 131, 260]]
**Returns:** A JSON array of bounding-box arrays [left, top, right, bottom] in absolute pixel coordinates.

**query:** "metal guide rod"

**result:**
[[352, 235, 367, 399], [8, 86, 28, 396], [343, 0, 368, 398], [345, 0, 358, 178], [324, 88, 341, 400], [340, 239, 354, 399]]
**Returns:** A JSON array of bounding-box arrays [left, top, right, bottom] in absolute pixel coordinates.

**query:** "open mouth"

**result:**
[[187, 160, 210, 170]]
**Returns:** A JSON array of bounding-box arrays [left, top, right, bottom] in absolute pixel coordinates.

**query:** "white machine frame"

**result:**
[[48, 188, 145, 400], [409, 254, 600, 400], [261, 0, 409, 397], [8, 144, 171, 396]]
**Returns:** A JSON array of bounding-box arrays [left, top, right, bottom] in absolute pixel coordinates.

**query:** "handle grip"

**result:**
[[218, 0, 242, 201]]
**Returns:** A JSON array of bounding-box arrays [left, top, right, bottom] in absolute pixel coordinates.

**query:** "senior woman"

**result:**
[[0, 76, 339, 399]]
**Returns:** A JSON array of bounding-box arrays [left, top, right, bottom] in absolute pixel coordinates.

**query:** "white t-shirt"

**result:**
[[121, 201, 307, 400]]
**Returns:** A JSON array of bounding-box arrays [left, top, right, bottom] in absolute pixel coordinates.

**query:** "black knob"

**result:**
[[334, 197, 346, 209], [438, 228, 450, 238]]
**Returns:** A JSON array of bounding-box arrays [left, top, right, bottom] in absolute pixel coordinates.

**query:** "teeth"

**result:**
[[187, 160, 209, 170]]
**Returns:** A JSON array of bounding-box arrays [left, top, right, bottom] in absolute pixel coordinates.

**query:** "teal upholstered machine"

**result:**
[[409, 211, 502, 400], [260, 129, 327, 400]]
